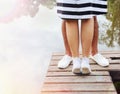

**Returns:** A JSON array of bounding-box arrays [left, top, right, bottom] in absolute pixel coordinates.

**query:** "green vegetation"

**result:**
[[39, 0, 56, 9], [99, 0, 120, 47]]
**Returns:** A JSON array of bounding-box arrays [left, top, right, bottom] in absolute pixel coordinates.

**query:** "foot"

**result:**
[[58, 55, 72, 69], [72, 57, 81, 74], [90, 53, 109, 67], [81, 57, 91, 74]]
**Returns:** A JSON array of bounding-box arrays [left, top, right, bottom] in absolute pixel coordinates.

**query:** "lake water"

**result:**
[[0, 5, 119, 94]]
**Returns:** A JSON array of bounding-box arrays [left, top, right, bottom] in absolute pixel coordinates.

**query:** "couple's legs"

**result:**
[[60, 16, 109, 69], [63, 18, 94, 74], [62, 18, 96, 57]]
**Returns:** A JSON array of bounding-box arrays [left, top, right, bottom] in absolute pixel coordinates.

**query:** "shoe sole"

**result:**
[[72, 68, 81, 74], [81, 67, 91, 74]]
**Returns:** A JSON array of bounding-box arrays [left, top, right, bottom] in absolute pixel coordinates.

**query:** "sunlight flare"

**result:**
[[0, 0, 17, 18]]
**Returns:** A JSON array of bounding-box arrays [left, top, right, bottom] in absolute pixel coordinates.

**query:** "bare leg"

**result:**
[[81, 18, 94, 57], [58, 20, 79, 69], [90, 17, 109, 67], [91, 16, 99, 56], [58, 20, 80, 70], [62, 17, 98, 56], [65, 19, 81, 73], [66, 20, 79, 57], [61, 20, 72, 56], [80, 18, 94, 74]]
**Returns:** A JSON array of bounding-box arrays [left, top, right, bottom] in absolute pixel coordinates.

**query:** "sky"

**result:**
[[0, 0, 17, 19]]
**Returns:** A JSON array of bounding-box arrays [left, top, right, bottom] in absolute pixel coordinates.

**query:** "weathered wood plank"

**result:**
[[51, 54, 120, 61], [44, 76, 112, 84], [50, 59, 120, 66], [109, 59, 120, 63], [51, 55, 110, 60], [48, 64, 120, 72], [46, 71, 110, 76], [41, 52, 119, 94], [41, 91, 117, 94], [52, 51, 120, 56], [41, 83, 115, 92]]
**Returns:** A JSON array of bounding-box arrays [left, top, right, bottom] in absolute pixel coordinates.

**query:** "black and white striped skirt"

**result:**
[[57, 0, 107, 19]]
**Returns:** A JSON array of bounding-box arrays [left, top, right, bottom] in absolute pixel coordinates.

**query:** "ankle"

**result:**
[[72, 57, 80, 60], [65, 51, 72, 57], [92, 51, 98, 56]]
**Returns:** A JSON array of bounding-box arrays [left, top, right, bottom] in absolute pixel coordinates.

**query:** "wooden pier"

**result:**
[[41, 51, 120, 94]]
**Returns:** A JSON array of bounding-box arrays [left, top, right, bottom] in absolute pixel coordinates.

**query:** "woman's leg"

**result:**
[[58, 20, 80, 71], [66, 19, 81, 73], [61, 20, 72, 56], [66, 20, 79, 57], [81, 18, 94, 74], [81, 18, 94, 57], [57, 21, 72, 69]]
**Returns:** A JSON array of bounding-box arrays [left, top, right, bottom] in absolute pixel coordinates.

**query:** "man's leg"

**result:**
[[91, 16, 99, 56], [61, 20, 72, 56], [91, 16, 109, 67]]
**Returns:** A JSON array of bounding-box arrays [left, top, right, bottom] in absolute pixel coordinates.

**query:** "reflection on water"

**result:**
[[99, 0, 120, 47]]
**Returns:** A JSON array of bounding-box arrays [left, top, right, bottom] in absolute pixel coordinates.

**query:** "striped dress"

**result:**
[[57, 0, 107, 19]]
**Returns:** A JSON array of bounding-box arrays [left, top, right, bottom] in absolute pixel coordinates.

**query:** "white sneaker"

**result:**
[[58, 55, 72, 69], [90, 53, 109, 67], [72, 57, 81, 74], [81, 57, 91, 74]]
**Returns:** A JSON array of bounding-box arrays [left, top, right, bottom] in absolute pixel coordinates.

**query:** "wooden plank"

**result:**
[[105, 54, 120, 59], [89, 64, 120, 71], [48, 64, 120, 72], [41, 91, 117, 94], [44, 76, 112, 84], [52, 51, 120, 56], [50, 59, 120, 66], [51, 54, 120, 60], [46, 71, 110, 76], [51, 55, 110, 60], [41, 83, 115, 92], [109, 59, 120, 64], [41, 52, 119, 94]]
